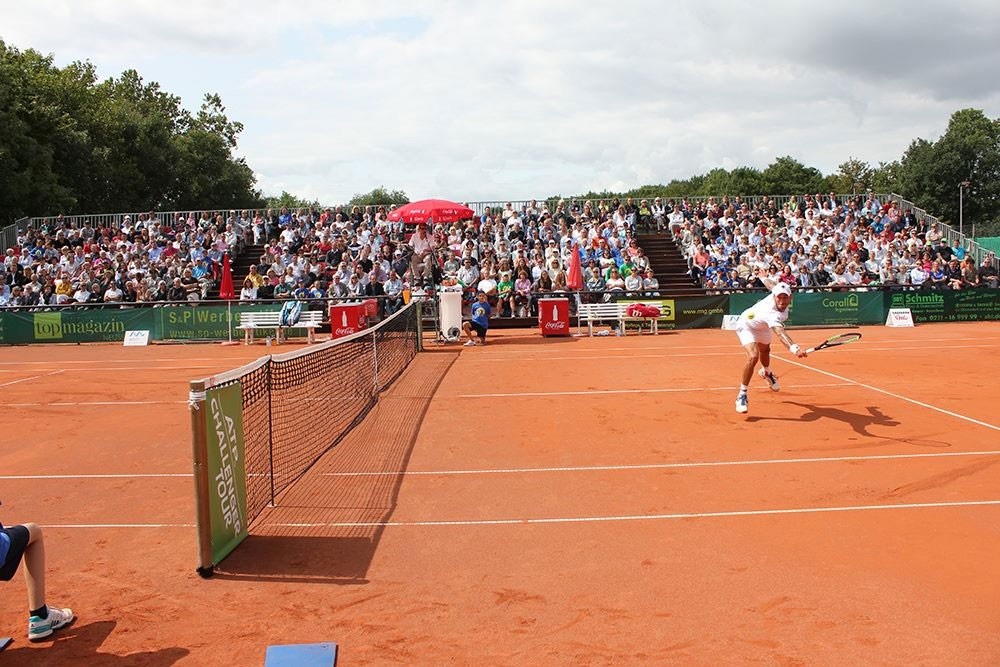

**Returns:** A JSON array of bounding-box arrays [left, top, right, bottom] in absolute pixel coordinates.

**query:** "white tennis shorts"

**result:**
[[735, 319, 772, 347]]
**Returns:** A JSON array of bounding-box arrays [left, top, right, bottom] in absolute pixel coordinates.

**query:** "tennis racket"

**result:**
[[805, 332, 862, 354]]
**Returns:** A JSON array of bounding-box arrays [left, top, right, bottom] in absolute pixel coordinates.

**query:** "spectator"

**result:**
[[461, 291, 492, 347], [383, 269, 404, 315], [103, 282, 124, 303], [642, 268, 660, 296], [1, 517, 74, 642], [978, 253, 999, 288], [167, 277, 187, 302], [239, 277, 257, 301]]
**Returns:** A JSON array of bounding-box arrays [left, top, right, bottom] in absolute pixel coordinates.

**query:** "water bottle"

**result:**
[[265, 336, 272, 347]]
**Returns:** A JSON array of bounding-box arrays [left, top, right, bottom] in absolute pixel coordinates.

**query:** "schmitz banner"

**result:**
[[204, 382, 249, 565], [885, 289, 1000, 323]]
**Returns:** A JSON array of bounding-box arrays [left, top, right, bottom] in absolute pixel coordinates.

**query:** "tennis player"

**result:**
[[462, 290, 491, 346], [734, 281, 808, 414], [1, 517, 74, 641]]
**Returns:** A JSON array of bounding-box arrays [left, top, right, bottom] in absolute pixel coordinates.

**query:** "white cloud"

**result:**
[[4, 0, 999, 204]]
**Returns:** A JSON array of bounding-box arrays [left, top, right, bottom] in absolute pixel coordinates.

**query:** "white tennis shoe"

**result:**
[[758, 368, 780, 391], [735, 393, 748, 414], [28, 606, 74, 641]]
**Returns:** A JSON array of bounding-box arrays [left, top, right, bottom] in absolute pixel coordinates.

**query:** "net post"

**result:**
[[266, 358, 275, 507], [415, 301, 424, 352], [189, 379, 215, 577], [372, 327, 380, 393]]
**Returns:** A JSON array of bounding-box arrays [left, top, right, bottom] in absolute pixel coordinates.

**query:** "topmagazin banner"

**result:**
[[0, 309, 156, 344]]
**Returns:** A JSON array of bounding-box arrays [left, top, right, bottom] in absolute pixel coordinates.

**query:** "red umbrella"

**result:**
[[566, 243, 584, 290], [386, 199, 475, 225], [218, 253, 235, 300]]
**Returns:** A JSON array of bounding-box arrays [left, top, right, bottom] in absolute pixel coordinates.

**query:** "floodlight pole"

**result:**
[[959, 180, 971, 238]]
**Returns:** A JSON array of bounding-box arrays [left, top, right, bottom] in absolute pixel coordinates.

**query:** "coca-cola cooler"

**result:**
[[538, 297, 570, 336], [329, 303, 368, 339]]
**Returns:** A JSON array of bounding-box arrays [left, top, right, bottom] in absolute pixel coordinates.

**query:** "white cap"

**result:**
[[771, 283, 792, 297]]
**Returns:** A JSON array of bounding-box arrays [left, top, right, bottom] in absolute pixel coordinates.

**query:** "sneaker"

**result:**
[[463, 340, 477, 347], [28, 606, 74, 641], [735, 393, 748, 414], [758, 368, 780, 392]]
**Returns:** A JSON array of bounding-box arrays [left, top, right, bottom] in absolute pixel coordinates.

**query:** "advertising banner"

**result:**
[[729, 291, 884, 326], [0, 308, 156, 344], [885, 289, 1000, 323], [204, 382, 249, 565], [614, 295, 728, 330]]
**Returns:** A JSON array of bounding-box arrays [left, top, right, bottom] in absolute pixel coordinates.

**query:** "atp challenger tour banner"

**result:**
[[204, 382, 249, 565]]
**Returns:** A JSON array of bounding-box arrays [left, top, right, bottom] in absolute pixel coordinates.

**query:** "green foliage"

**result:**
[[897, 108, 1000, 235], [346, 186, 409, 209], [0, 39, 260, 224], [263, 191, 322, 210]]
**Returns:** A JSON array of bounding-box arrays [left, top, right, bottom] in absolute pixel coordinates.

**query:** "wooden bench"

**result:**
[[577, 301, 660, 336], [237, 310, 324, 344]]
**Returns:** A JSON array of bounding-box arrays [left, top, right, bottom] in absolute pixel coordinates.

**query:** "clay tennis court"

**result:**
[[2, 321, 999, 665]]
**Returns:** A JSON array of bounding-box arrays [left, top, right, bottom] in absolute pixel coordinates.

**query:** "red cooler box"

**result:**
[[538, 297, 570, 336], [362, 298, 379, 319], [329, 303, 368, 339]]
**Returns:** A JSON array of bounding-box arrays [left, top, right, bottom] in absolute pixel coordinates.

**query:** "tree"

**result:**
[[830, 157, 875, 195], [263, 191, 321, 210], [347, 186, 409, 208], [760, 156, 825, 195], [0, 39, 260, 224], [898, 109, 1000, 235]]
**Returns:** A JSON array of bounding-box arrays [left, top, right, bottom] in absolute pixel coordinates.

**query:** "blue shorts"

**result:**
[[0, 525, 29, 581]]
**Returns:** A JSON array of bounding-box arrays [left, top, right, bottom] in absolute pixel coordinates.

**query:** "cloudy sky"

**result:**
[[5, 1, 999, 205]]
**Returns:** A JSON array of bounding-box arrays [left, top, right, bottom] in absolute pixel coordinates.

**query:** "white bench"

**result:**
[[577, 301, 660, 336], [237, 310, 324, 344]]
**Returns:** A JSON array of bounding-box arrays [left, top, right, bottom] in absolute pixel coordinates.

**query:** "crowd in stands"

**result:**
[[669, 193, 1000, 292], [232, 200, 667, 317], [0, 211, 248, 308], [3, 196, 998, 312]]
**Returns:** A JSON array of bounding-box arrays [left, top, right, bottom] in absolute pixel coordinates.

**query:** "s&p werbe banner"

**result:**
[[204, 382, 249, 564]]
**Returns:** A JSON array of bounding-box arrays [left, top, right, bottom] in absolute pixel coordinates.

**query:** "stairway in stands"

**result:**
[[210, 243, 265, 299], [634, 233, 705, 296]]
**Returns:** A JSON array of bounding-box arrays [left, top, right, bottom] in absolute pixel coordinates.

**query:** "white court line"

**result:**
[[49, 523, 194, 528], [6, 400, 187, 407], [0, 365, 224, 373], [41, 499, 1000, 530], [0, 369, 64, 388], [457, 382, 850, 398], [781, 359, 1000, 432], [0, 473, 190, 480], [9, 449, 1000, 481], [320, 449, 1000, 477], [0, 358, 244, 365], [269, 499, 1000, 528], [468, 343, 1000, 363]]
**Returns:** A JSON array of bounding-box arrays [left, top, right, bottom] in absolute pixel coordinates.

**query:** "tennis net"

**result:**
[[189, 302, 420, 575]]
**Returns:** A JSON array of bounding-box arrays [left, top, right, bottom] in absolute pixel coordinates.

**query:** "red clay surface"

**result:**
[[1, 322, 999, 665]]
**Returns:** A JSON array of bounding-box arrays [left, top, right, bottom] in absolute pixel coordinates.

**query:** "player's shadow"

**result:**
[[1, 620, 189, 665], [747, 401, 952, 450]]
